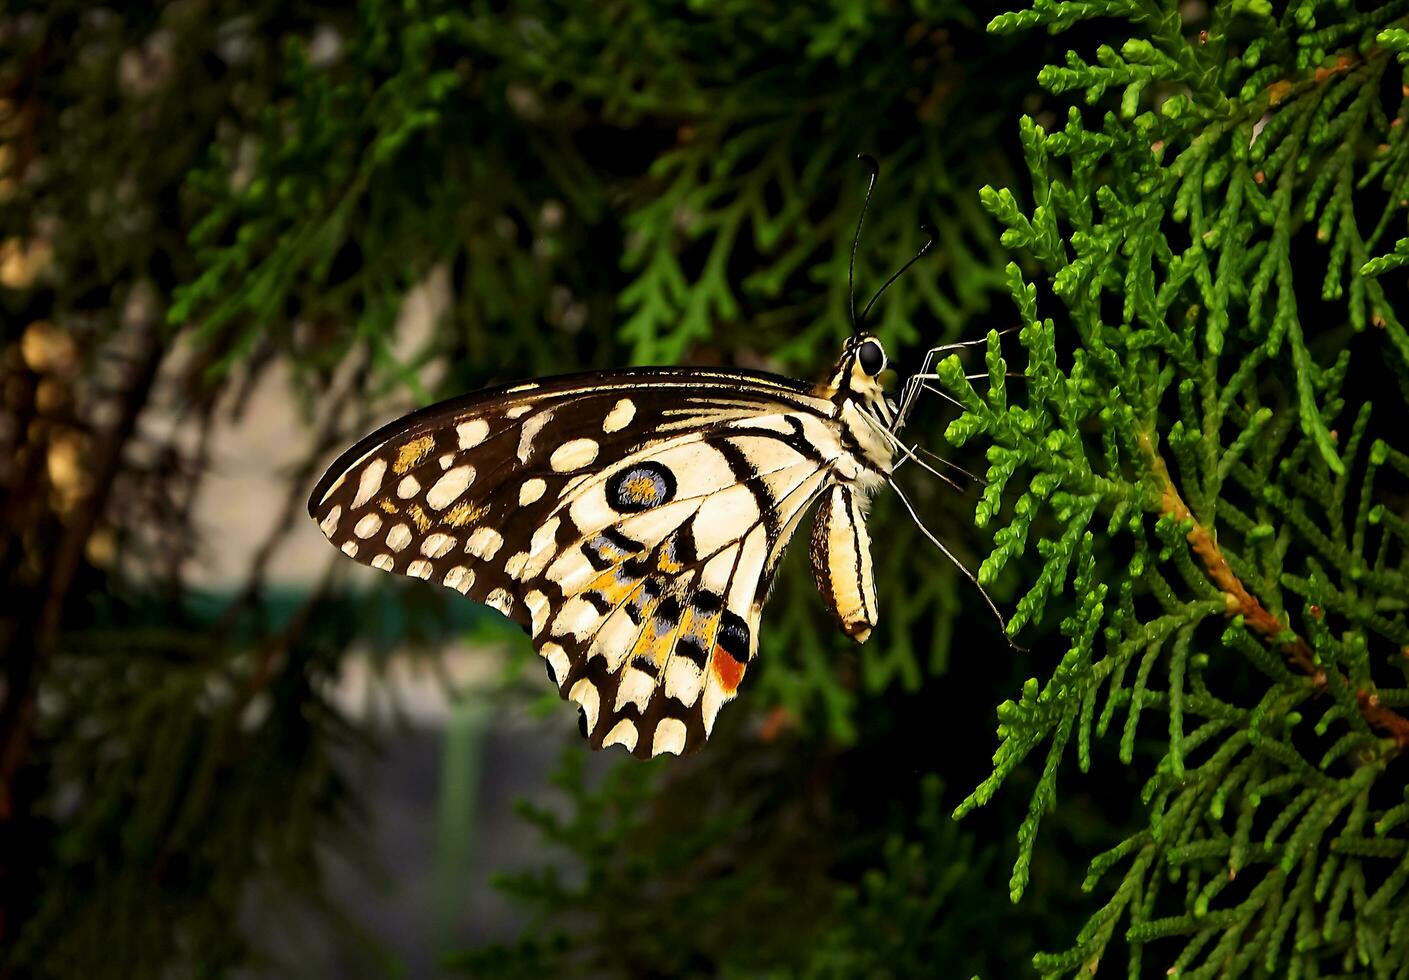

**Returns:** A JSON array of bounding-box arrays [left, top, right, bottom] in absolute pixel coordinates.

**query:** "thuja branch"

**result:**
[[1145, 432, 1409, 751]]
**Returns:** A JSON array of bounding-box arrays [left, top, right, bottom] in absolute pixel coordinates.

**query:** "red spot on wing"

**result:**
[[711, 645, 746, 694]]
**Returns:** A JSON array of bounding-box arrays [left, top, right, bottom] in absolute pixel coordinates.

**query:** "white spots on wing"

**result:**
[[524, 590, 549, 636], [440, 454, 455, 470], [529, 516, 560, 559], [652, 718, 687, 757], [518, 478, 546, 506], [543, 641, 570, 688], [340, 540, 359, 558], [385, 524, 413, 552], [614, 667, 655, 713], [700, 544, 738, 596], [569, 676, 599, 732], [466, 526, 504, 560], [485, 587, 514, 616], [421, 532, 455, 559], [456, 418, 489, 449], [591, 608, 640, 673], [602, 398, 636, 433], [354, 513, 383, 539], [602, 719, 639, 752], [545, 548, 595, 594], [397, 475, 421, 499], [551, 438, 599, 472], [507, 382, 538, 393], [426, 465, 474, 510], [664, 657, 703, 707], [505, 405, 532, 419], [443, 565, 474, 594], [504, 551, 529, 580], [521, 517, 560, 580], [553, 595, 602, 640], [407, 559, 433, 580], [517, 411, 552, 462], [352, 459, 387, 509], [319, 505, 341, 537], [371, 553, 395, 572], [728, 525, 769, 613], [701, 681, 728, 736]]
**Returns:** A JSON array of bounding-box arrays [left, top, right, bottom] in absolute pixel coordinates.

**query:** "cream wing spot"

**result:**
[[652, 718, 687, 757], [569, 677, 599, 732], [505, 405, 532, 419], [602, 719, 639, 752], [517, 411, 552, 462], [426, 465, 474, 510], [664, 657, 704, 707], [352, 459, 387, 508], [340, 540, 359, 558], [550, 438, 599, 472], [456, 418, 489, 449], [407, 560, 433, 580], [397, 475, 421, 499], [543, 642, 570, 689], [614, 668, 656, 712], [701, 682, 729, 737], [371, 553, 394, 572], [421, 532, 455, 559], [553, 595, 602, 640], [518, 478, 546, 506], [504, 551, 529, 580], [385, 524, 412, 552], [602, 398, 636, 433], [524, 590, 550, 635], [466, 526, 504, 560], [439, 454, 455, 470], [354, 513, 383, 539], [485, 588, 514, 616], [443, 566, 474, 594], [319, 505, 342, 537]]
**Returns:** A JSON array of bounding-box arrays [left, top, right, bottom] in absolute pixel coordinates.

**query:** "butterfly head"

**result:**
[[818, 333, 896, 435], [831, 333, 887, 394]]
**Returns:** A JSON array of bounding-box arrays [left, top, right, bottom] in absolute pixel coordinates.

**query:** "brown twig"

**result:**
[[1145, 440, 1409, 751]]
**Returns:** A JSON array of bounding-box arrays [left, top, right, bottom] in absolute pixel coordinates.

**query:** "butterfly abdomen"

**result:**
[[809, 484, 878, 643]]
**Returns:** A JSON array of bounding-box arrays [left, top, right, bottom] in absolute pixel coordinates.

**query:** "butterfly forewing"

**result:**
[[309, 368, 852, 757]]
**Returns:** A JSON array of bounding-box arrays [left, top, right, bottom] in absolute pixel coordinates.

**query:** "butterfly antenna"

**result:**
[[914, 444, 986, 486], [850, 154, 880, 333], [859, 224, 937, 325], [885, 475, 1026, 651]]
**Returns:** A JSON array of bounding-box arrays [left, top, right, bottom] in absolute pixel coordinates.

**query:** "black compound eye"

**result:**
[[857, 340, 885, 376]]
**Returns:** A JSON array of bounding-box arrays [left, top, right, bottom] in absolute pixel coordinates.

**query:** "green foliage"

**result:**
[[939, 0, 1409, 974], [449, 746, 1024, 980]]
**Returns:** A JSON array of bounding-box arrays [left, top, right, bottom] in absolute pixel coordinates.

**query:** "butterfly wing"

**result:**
[[309, 368, 851, 756]]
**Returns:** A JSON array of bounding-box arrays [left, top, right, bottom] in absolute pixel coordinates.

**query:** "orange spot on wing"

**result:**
[[711, 645, 745, 693]]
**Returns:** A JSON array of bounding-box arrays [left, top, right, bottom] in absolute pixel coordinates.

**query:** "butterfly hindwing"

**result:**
[[309, 368, 848, 756]]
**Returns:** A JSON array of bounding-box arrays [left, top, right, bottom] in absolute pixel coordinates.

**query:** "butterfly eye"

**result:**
[[857, 340, 885, 377]]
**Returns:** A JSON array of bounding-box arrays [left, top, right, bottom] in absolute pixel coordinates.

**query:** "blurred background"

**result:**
[[0, 2, 1119, 976]]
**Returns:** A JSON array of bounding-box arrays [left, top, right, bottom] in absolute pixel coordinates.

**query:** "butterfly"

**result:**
[[308, 161, 1005, 758]]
